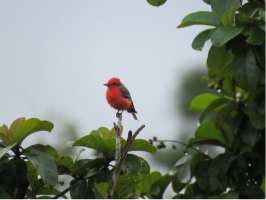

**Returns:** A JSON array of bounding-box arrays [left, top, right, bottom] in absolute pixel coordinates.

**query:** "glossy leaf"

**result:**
[[98, 127, 110, 140], [253, 44, 265, 70], [94, 182, 108, 199], [249, 106, 265, 129], [222, 6, 235, 26], [199, 98, 230, 124], [122, 154, 142, 176], [195, 160, 212, 191], [9, 117, 26, 140], [232, 46, 258, 91], [24, 147, 58, 189], [172, 173, 187, 193], [236, 115, 258, 144], [174, 155, 192, 168], [211, 26, 244, 47], [13, 118, 54, 144], [192, 121, 227, 148], [177, 11, 220, 28], [139, 157, 150, 174], [235, 185, 265, 199], [27, 144, 59, 163], [209, 153, 234, 179], [225, 33, 247, 54], [0, 143, 16, 159], [115, 174, 141, 199], [149, 174, 173, 198], [207, 45, 232, 79], [210, 0, 239, 21], [70, 180, 88, 199], [190, 93, 220, 111], [192, 29, 213, 51], [242, 27, 265, 45], [214, 103, 237, 128], [178, 161, 191, 183], [57, 156, 73, 175], [146, 0, 167, 7], [128, 139, 157, 155]]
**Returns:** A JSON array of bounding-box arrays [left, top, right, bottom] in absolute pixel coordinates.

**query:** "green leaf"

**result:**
[[208, 192, 239, 199], [13, 118, 54, 144], [253, 44, 265, 70], [73, 134, 126, 159], [232, 46, 258, 91], [209, 153, 234, 179], [24, 147, 58, 189], [172, 173, 187, 193], [199, 98, 231, 124], [122, 154, 142, 176], [235, 185, 265, 199], [139, 157, 150, 174], [195, 160, 212, 191], [26, 161, 38, 189], [209, 177, 224, 192], [57, 156, 73, 175], [98, 127, 110, 140], [214, 103, 237, 128], [149, 174, 173, 199], [190, 152, 206, 176], [242, 27, 265, 45], [207, 45, 232, 79], [94, 182, 108, 199], [71, 158, 107, 175], [128, 139, 157, 155], [222, 6, 235, 26], [229, 156, 247, 174], [178, 161, 191, 183], [0, 143, 16, 159], [9, 117, 26, 140], [174, 155, 192, 168], [139, 171, 162, 194], [225, 34, 247, 54], [0, 125, 12, 145], [115, 174, 141, 199], [192, 29, 213, 51], [211, 26, 244, 47], [177, 11, 220, 28], [0, 188, 11, 199], [249, 106, 265, 129], [146, 0, 167, 7], [70, 180, 88, 199], [192, 121, 227, 148], [236, 115, 258, 144], [27, 144, 59, 163], [210, 0, 239, 21], [190, 93, 221, 111]]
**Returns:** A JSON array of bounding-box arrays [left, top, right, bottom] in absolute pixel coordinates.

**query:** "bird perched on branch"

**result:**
[[104, 77, 138, 120]]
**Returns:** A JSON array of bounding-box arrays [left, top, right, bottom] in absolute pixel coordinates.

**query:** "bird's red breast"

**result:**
[[106, 85, 132, 111]]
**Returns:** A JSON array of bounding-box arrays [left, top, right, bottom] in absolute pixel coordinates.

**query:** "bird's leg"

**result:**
[[116, 110, 123, 118]]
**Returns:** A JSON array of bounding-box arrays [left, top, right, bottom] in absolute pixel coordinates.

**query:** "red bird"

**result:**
[[104, 77, 138, 120]]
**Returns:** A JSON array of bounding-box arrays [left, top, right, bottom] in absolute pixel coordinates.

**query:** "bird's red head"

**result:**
[[107, 77, 120, 85], [104, 77, 121, 87]]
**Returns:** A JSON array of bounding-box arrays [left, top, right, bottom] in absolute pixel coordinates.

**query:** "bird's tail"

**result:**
[[132, 112, 138, 121]]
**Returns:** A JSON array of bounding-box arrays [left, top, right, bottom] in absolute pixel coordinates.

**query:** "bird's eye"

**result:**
[[112, 83, 116, 86]]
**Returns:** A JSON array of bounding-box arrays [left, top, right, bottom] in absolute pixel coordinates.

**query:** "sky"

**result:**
[[0, 0, 212, 197]]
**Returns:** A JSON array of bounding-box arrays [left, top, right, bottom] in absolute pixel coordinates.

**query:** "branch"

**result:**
[[155, 139, 211, 160], [106, 113, 122, 199], [106, 113, 145, 199], [52, 185, 71, 199]]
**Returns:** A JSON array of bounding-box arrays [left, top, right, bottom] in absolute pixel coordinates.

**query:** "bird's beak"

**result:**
[[103, 83, 109, 86]]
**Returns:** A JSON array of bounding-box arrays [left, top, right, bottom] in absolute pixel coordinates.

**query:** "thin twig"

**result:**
[[52, 185, 71, 199], [155, 139, 211, 160], [106, 113, 123, 199]]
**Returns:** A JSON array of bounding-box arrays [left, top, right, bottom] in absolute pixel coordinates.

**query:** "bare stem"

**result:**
[[106, 112, 145, 199], [155, 139, 211, 160]]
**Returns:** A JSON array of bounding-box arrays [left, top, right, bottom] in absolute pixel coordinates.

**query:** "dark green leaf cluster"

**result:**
[[0, 119, 159, 199], [147, 0, 265, 199]]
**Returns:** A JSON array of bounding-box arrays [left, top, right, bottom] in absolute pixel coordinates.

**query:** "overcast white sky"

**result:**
[[0, 0, 212, 179]]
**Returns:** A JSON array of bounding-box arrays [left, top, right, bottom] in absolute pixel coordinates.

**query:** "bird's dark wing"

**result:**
[[119, 84, 132, 100]]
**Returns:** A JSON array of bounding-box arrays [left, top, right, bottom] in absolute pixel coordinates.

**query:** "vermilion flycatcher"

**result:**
[[104, 77, 138, 120]]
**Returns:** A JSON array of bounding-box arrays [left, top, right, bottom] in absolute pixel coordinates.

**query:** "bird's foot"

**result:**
[[116, 110, 123, 118]]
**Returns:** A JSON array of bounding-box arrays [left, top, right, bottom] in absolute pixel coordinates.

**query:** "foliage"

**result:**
[[148, 0, 265, 199], [0, 118, 157, 199]]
